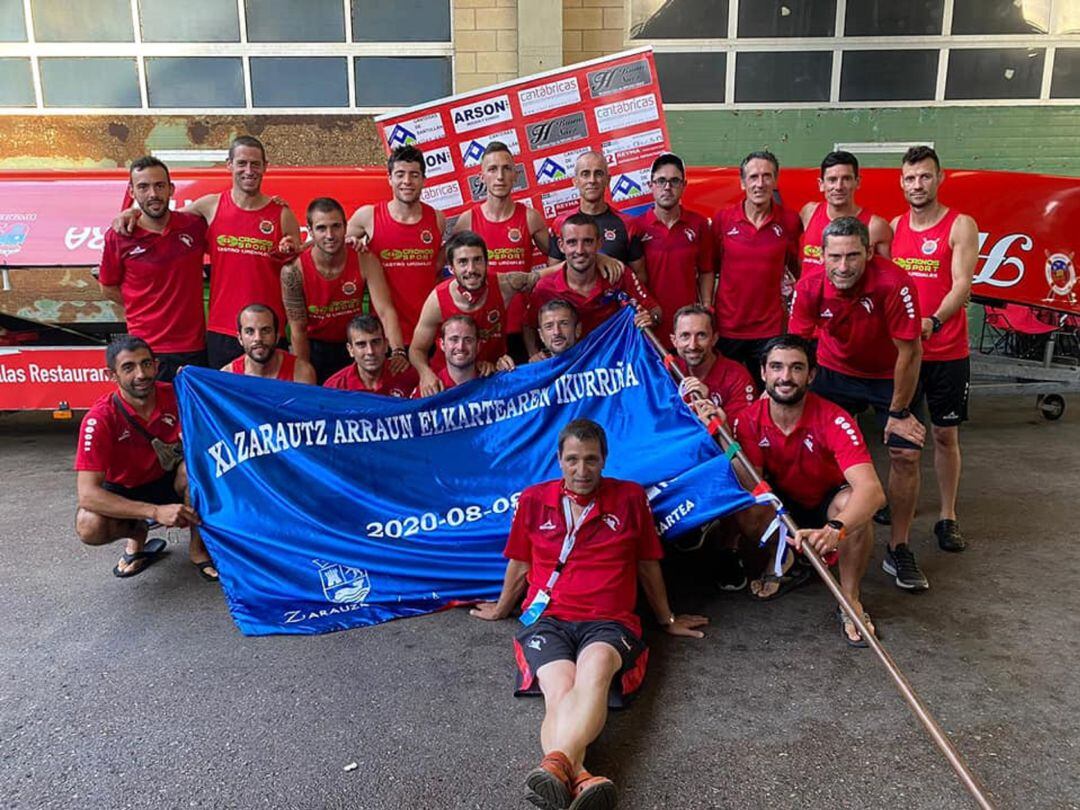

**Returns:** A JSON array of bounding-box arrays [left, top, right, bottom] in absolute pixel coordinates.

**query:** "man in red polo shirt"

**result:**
[[410, 231, 543, 396], [711, 150, 802, 377], [671, 304, 756, 424], [799, 150, 892, 275], [730, 336, 886, 645], [788, 216, 929, 592], [635, 153, 713, 346], [99, 156, 208, 383], [222, 304, 315, 383], [347, 145, 445, 346], [525, 214, 659, 356], [112, 136, 303, 369], [323, 314, 419, 396], [891, 146, 980, 554], [74, 336, 215, 581], [471, 419, 706, 809], [280, 197, 407, 383], [412, 315, 483, 397]]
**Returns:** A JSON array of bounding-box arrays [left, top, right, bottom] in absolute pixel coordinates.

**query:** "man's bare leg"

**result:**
[[829, 491, 875, 642], [75, 508, 151, 575], [931, 425, 961, 521], [175, 464, 217, 578], [887, 447, 920, 550]]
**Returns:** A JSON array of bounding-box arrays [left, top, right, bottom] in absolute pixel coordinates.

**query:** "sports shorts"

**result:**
[[812, 366, 922, 451], [917, 357, 970, 427], [102, 470, 180, 507], [156, 349, 208, 384]]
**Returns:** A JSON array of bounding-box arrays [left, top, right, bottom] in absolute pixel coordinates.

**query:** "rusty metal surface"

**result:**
[[0, 267, 121, 324], [0, 116, 385, 170]]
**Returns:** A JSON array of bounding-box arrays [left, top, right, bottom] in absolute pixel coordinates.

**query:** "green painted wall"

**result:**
[[668, 106, 1080, 176]]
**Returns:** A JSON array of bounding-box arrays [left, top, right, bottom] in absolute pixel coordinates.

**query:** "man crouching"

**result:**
[[471, 418, 706, 809]]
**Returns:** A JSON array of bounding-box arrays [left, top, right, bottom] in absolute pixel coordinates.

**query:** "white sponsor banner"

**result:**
[[423, 145, 456, 178], [383, 113, 445, 147], [609, 167, 652, 204], [593, 93, 659, 134], [532, 148, 591, 186], [517, 77, 582, 116], [450, 94, 513, 134], [459, 129, 522, 168], [540, 186, 581, 219], [421, 180, 465, 211], [602, 128, 666, 168]]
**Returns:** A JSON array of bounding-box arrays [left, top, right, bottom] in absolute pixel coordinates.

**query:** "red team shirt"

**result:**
[[734, 393, 872, 509], [207, 193, 286, 336], [323, 364, 418, 396], [672, 355, 756, 421], [789, 256, 921, 379], [368, 201, 442, 346], [799, 204, 873, 276], [635, 207, 713, 342], [298, 249, 366, 343], [410, 365, 468, 398], [229, 350, 297, 381], [503, 478, 663, 635], [891, 208, 968, 362], [435, 273, 508, 364], [527, 268, 659, 336], [74, 382, 182, 488], [468, 203, 536, 333], [711, 202, 802, 339], [98, 212, 208, 353]]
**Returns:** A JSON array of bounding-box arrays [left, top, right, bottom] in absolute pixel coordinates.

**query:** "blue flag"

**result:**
[[175, 309, 754, 636]]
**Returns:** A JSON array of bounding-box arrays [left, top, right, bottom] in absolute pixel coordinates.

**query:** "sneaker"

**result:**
[[714, 548, 747, 592], [934, 519, 966, 552], [873, 504, 892, 526], [882, 544, 929, 591]]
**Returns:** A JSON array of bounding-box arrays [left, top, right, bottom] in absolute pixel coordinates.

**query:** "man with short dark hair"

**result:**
[[531, 299, 581, 361], [547, 151, 644, 276], [891, 145, 979, 553], [671, 304, 756, 424], [114, 136, 302, 368], [323, 314, 419, 396], [412, 315, 483, 396], [728, 335, 886, 644], [526, 214, 660, 356], [634, 153, 713, 346], [99, 156, 209, 382], [410, 231, 546, 396], [222, 304, 316, 383], [74, 336, 216, 581], [788, 216, 929, 591], [347, 145, 446, 346], [799, 150, 892, 275], [280, 196, 407, 383], [471, 418, 706, 808], [710, 150, 802, 377]]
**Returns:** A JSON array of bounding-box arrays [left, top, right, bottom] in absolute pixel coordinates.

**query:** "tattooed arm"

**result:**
[[280, 259, 310, 363]]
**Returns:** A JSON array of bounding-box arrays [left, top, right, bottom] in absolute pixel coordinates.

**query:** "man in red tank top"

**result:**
[[410, 231, 546, 396], [891, 146, 980, 554], [453, 141, 551, 356], [113, 136, 302, 369], [346, 145, 446, 347], [280, 197, 407, 383], [799, 151, 893, 276], [221, 304, 315, 383]]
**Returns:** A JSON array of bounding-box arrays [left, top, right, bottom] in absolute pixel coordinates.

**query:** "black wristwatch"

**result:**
[[929, 315, 943, 333], [826, 519, 845, 532], [888, 408, 911, 420]]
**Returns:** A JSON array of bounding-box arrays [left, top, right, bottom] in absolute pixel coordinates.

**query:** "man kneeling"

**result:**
[[471, 418, 706, 809], [75, 336, 215, 581]]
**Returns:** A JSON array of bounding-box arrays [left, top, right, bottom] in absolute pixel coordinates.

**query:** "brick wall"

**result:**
[[453, 0, 519, 93], [563, 0, 626, 67]]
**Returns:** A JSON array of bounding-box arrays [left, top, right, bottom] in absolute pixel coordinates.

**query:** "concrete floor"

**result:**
[[1, 394, 1078, 810]]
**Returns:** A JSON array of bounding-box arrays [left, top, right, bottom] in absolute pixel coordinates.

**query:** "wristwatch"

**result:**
[[929, 315, 943, 333], [826, 519, 847, 542], [888, 408, 911, 420]]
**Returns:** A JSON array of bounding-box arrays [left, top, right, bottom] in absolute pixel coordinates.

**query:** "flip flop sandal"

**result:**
[[749, 563, 812, 601], [837, 608, 881, 648], [112, 536, 167, 578], [192, 560, 219, 582]]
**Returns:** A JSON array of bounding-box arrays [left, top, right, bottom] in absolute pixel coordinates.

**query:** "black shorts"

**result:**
[[812, 366, 922, 450], [514, 616, 647, 709], [156, 349, 208, 384], [917, 357, 970, 427], [309, 338, 351, 385], [716, 336, 773, 380], [102, 470, 180, 506], [775, 485, 847, 530]]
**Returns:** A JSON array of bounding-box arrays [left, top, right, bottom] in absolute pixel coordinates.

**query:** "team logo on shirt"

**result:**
[[259, 219, 274, 235], [126, 246, 147, 258], [486, 310, 500, 324], [162, 414, 176, 427], [539, 519, 556, 530], [921, 238, 939, 255], [641, 232, 653, 242], [342, 281, 358, 296], [726, 226, 739, 236], [684, 228, 696, 242], [507, 227, 522, 243], [178, 233, 194, 248], [859, 297, 874, 314], [772, 224, 783, 238], [601, 513, 621, 532], [604, 228, 617, 242], [758, 437, 770, 448], [420, 229, 434, 245], [803, 435, 815, 453]]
